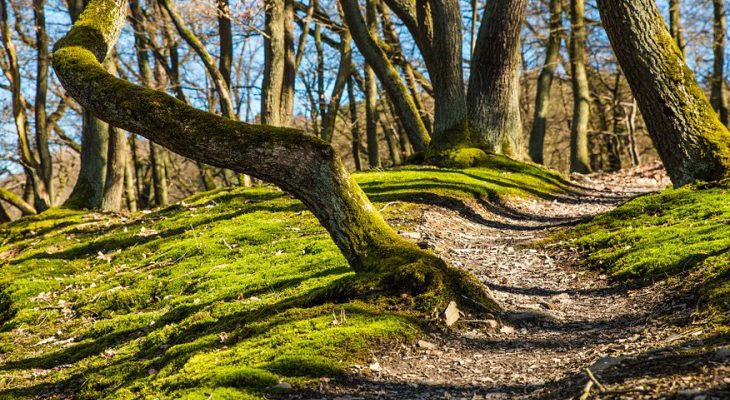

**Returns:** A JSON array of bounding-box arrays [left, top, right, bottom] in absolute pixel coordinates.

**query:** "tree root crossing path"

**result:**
[[280, 169, 730, 400]]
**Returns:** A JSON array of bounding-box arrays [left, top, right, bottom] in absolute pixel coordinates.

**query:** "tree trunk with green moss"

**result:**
[[569, 0, 591, 174], [529, 0, 562, 164], [598, 0, 730, 186], [467, 0, 527, 157], [53, 0, 500, 312], [340, 0, 430, 153]]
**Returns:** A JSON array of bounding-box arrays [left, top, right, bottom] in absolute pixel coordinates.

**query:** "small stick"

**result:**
[[585, 368, 606, 392], [579, 380, 594, 400]]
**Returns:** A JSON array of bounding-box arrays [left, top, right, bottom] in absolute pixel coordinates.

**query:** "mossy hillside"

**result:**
[[0, 165, 569, 399], [554, 183, 730, 316], [359, 155, 570, 205]]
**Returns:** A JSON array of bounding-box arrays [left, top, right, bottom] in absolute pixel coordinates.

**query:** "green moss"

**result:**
[[0, 164, 570, 398], [552, 183, 730, 319]]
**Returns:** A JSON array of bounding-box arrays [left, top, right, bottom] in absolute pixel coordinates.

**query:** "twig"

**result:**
[[579, 380, 594, 400], [585, 368, 606, 392]]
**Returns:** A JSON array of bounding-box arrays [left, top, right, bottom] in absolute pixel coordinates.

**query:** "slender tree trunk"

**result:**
[[100, 126, 128, 211], [262, 0, 287, 125], [33, 0, 54, 206], [364, 0, 380, 168], [0, 188, 36, 215], [217, 0, 232, 90], [159, 0, 235, 118], [467, 0, 527, 157], [52, 0, 500, 312], [529, 0, 562, 164], [348, 75, 364, 171], [711, 0, 729, 126], [321, 26, 352, 142], [668, 0, 685, 57], [427, 0, 470, 149], [150, 142, 168, 206], [65, 112, 109, 209], [569, 0, 591, 173], [1, 0, 49, 211], [124, 149, 138, 212], [597, 0, 730, 186], [340, 0, 430, 152]]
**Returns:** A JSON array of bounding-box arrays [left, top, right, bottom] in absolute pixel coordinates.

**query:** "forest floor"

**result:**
[[282, 165, 730, 400], [1, 160, 728, 399]]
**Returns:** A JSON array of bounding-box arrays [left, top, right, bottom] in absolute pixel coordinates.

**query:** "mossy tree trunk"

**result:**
[[340, 0, 430, 153], [598, 0, 730, 186], [711, 0, 729, 126], [467, 0, 527, 157], [569, 0, 591, 174], [529, 0, 563, 165], [53, 0, 500, 312], [63, 0, 110, 210]]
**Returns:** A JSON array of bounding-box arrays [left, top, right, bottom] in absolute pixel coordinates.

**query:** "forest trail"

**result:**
[[281, 166, 730, 400]]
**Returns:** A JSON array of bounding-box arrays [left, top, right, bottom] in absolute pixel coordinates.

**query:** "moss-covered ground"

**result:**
[[0, 160, 568, 399], [553, 182, 730, 320]]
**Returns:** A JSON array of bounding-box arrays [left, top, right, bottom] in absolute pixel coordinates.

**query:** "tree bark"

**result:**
[[529, 0, 562, 164], [53, 0, 500, 311], [467, 0, 527, 157], [569, 0, 591, 173], [597, 0, 730, 186], [63, 0, 108, 210], [100, 125, 128, 211], [711, 0, 728, 126]]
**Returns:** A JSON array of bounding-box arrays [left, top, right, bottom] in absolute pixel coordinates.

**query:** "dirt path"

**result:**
[[280, 170, 730, 400]]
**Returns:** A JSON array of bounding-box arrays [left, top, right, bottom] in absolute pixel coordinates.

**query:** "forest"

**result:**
[[0, 0, 729, 398]]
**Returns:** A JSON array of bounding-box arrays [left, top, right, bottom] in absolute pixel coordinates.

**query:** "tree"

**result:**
[[340, 0, 430, 153], [597, 0, 730, 186], [569, 0, 591, 173], [529, 0, 563, 164], [261, 0, 296, 126], [711, 0, 728, 126], [52, 0, 500, 311], [63, 0, 110, 210], [468, 0, 528, 158]]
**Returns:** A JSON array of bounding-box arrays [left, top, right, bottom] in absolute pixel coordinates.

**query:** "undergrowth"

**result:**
[[554, 182, 730, 320]]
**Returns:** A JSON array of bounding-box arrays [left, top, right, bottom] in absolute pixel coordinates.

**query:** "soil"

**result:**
[[277, 164, 730, 400]]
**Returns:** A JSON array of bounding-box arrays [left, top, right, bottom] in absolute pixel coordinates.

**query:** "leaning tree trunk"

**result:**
[[529, 0, 562, 164], [569, 0, 591, 174], [340, 0, 430, 153], [467, 0, 527, 158], [53, 0, 500, 312], [597, 0, 730, 186], [711, 0, 728, 126]]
